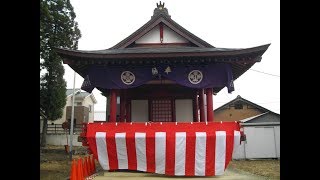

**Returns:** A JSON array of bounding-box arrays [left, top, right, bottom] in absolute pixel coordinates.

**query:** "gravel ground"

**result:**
[[40, 145, 100, 180], [40, 145, 280, 180], [229, 159, 280, 179]]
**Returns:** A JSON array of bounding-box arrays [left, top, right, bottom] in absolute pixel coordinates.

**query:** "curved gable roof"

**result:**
[[110, 8, 214, 49]]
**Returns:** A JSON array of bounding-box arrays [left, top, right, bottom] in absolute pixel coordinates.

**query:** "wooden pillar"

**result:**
[[126, 98, 131, 122], [109, 89, 117, 122], [119, 90, 126, 122], [106, 96, 108, 121], [159, 23, 164, 43], [206, 88, 213, 122], [199, 89, 205, 122], [212, 92, 214, 121], [106, 93, 110, 121], [193, 91, 199, 122]]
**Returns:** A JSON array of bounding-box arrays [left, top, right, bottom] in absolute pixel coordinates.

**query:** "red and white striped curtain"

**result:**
[[86, 122, 241, 176]]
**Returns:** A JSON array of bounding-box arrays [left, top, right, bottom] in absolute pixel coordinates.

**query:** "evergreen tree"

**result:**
[[40, 0, 81, 147]]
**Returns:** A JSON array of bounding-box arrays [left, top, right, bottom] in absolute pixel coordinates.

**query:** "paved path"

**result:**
[[93, 168, 266, 180]]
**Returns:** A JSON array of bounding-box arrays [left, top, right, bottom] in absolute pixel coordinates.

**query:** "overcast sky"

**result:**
[[64, 0, 280, 114]]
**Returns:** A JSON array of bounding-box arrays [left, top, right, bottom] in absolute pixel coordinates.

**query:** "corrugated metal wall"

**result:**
[[233, 125, 280, 159]]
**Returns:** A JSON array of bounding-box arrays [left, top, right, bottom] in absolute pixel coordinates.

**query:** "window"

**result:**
[[150, 99, 173, 122]]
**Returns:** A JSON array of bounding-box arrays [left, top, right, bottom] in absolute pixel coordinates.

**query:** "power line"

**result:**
[[256, 101, 280, 104], [250, 69, 280, 77]]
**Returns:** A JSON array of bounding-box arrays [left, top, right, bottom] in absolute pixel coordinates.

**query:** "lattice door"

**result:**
[[150, 99, 173, 122]]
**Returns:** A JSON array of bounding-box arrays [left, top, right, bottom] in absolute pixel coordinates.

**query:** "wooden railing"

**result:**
[[46, 124, 83, 134]]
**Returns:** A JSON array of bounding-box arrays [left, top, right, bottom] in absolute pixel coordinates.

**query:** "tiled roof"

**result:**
[[66, 89, 81, 96], [75, 92, 90, 98], [66, 89, 97, 103]]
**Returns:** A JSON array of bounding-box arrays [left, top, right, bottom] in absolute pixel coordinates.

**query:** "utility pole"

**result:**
[[69, 71, 76, 161]]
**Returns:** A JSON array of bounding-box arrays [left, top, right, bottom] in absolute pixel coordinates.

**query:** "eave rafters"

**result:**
[[62, 54, 259, 68]]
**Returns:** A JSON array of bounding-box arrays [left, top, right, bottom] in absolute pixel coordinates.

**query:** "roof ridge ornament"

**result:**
[[152, 1, 171, 18], [157, 1, 165, 9]]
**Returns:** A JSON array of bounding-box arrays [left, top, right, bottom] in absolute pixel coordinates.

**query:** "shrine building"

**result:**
[[56, 2, 270, 124]]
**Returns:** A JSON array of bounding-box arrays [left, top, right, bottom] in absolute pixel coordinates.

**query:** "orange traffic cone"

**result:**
[[91, 155, 96, 174], [89, 155, 93, 174], [83, 157, 88, 178], [85, 156, 90, 176], [69, 159, 73, 180], [85, 156, 92, 176], [77, 158, 84, 180], [70, 159, 77, 180]]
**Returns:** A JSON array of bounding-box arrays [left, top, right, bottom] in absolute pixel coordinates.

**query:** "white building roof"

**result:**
[[239, 112, 268, 123]]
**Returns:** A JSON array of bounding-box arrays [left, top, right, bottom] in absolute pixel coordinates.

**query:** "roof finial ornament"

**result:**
[[156, 1, 165, 10], [152, 1, 170, 18]]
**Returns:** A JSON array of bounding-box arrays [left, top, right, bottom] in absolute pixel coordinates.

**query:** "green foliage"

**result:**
[[40, 0, 81, 121]]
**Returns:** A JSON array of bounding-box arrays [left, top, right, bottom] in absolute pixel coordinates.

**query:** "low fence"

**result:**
[[41, 124, 84, 146], [46, 124, 83, 134], [41, 134, 83, 146], [232, 123, 280, 159]]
